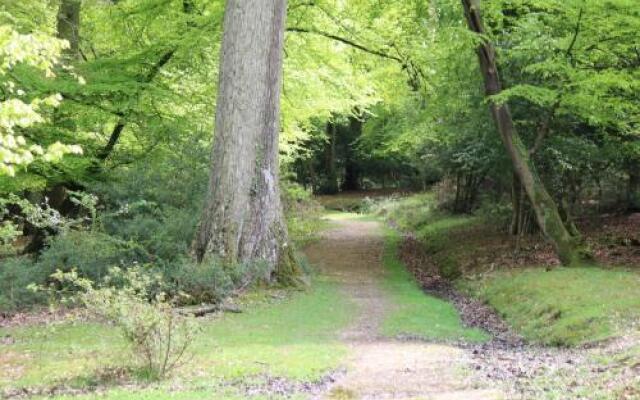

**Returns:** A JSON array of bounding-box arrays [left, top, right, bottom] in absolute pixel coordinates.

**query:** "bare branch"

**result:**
[[286, 27, 403, 63]]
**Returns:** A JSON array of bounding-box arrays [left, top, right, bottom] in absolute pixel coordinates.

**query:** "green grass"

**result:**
[[321, 210, 377, 221], [379, 227, 489, 343], [0, 322, 127, 388], [288, 214, 331, 247], [190, 280, 352, 380], [461, 267, 640, 346], [382, 193, 479, 279], [0, 281, 354, 391], [383, 193, 478, 237]]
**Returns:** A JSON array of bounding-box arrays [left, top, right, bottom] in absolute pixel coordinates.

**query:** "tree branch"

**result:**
[[529, 7, 584, 156], [97, 49, 175, 160], [529, 99, 561, 156], [286, 27, 403, 63], [565, 7, 584, 62]]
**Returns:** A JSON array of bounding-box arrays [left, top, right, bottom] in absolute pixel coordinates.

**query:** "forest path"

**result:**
[[303, 215, 503, 400]]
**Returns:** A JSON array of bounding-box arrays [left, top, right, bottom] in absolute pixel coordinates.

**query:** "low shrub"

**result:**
[[37, 230, 148, 281], [162, 257, 267, 305], [1, 237, 268, 314], [476, 198, 513, 233], [46, 267, 201, 379], [0, 256, 46, 312], [102, 203, 199, 263]]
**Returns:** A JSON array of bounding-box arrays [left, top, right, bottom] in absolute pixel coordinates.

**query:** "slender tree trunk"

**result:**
[[96, 49, 174, 161], [323, 121, 339, 194], [57, 0, 81, 60], [628, 165, 640, 212], [193, 0, 301, 283], [510, 173, 522, 234], [25, 0, 85, 252], [462, 0, 585, 266], [342, 116, 362, 192]]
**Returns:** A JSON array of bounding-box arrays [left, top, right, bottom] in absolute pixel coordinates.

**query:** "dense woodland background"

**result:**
[[0, 0, 638, 309]]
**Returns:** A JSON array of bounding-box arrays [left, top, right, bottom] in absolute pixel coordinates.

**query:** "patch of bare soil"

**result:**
[[0, 308, 76, 329], [217, 371, 346, 398], [304, 217, 504, 400], [1, 367, 140, 399], [419, 212, 640, 276]]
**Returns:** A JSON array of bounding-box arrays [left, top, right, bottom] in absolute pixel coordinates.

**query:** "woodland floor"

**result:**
[[304, 215, 504, 400], [1, 213, 638, 399]]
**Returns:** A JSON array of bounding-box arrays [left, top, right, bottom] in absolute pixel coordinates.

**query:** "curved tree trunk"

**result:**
[[462, 0, 586, 266], [192, 0, 301, 283]]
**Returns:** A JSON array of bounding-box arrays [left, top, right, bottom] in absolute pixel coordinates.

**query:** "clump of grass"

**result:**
[[461, 267, 640, 346], [380, 228, 489, 342]]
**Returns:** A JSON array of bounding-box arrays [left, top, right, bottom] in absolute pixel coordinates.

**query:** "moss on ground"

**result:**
[[461, 267, 640, 346]]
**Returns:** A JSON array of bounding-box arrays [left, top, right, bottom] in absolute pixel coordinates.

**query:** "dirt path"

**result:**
[[304, 216, 504, 400]]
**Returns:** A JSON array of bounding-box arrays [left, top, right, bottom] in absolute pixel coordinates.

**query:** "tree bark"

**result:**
[[462, 0, 585, 266], [193, 0, 301, 283], [323, 121, 339, 194], [57, 0, 81, 60], [22, 0, 86, 255], [341, 116, 362, 192], [628, 162, 640, 212]]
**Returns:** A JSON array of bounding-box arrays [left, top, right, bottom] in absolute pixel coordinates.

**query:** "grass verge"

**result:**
[[380, 192, 640, 347], [380, 226, 489, 342], [461, 267, 640, 346]]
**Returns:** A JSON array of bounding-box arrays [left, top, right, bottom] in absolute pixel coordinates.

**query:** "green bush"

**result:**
[[0, 230, 148, 312], [0, 256, 47, 312], [36, 230, 147, 281], [102, 202, 199, 264], [162, 257, 267, 305], [281, 180, 313, 207], [476, 198, 512, 232]]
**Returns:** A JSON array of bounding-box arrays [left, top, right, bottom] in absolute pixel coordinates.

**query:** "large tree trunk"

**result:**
[[192, 0, 301, 283], [462, 0, 585, 266]]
